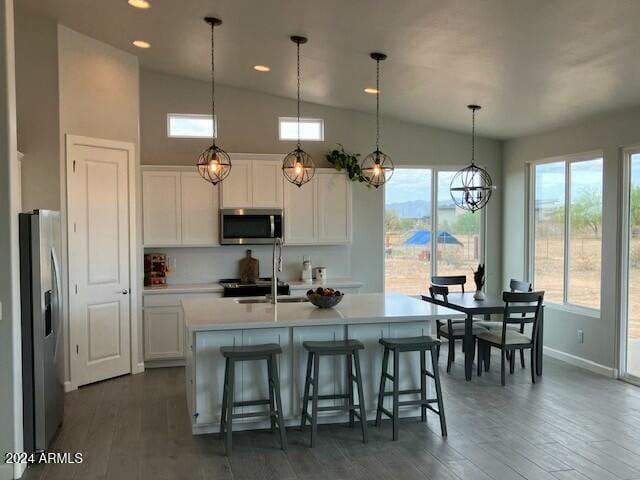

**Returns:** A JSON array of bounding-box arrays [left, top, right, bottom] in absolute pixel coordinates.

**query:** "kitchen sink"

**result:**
[[235, 296, 309, 304]]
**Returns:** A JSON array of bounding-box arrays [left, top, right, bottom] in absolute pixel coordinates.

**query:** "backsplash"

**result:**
[[144, 245, 352, 285]]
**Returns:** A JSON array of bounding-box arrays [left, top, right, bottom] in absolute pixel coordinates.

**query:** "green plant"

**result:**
[[326, 144, 368, 185]]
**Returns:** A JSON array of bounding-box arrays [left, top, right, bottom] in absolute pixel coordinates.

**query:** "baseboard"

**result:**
[[13, 462, 26, 479], [144, 359, 184, 369], [132, 361, 145, 374], [544, 346, 618, 378], [63, 381, 77, 393], [0, 462, 19, 480]]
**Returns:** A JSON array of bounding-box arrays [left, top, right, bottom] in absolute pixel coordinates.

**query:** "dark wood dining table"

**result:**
[[421, 292, 544, 381]]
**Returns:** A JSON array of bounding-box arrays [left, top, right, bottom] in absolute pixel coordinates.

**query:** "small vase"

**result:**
[[473, 290, 485, 301]]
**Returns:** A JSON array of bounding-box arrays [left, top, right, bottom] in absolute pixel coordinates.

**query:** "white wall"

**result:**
[[502, 107, 640, 371], [0, 1, 24, 478], [141, 70, 504, 294], [57, 26, 142, 383]]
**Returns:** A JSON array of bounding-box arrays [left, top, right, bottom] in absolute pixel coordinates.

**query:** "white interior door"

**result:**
[[67, 136, 133, 387]]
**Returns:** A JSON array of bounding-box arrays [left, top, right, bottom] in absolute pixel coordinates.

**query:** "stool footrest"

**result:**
[[378, 406, 393, 419], [232, 410, 278, 420], [398, 399, 437, 407], [307, 393, 350, 401], [382, 388, 422, 397], [233, 399, 271, 408]]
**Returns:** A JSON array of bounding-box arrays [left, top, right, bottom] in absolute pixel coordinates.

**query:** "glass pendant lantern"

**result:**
[[282, 35, 315, 187], [196, 17, 231, 185], [449, 105, 495, 213], [361, 52, 394, 188]]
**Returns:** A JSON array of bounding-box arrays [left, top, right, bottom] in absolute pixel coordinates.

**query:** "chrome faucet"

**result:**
[[271, 237, 283, 305]]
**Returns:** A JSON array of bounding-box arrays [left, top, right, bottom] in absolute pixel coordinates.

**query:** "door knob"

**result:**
[[121, 289, 129, 295]]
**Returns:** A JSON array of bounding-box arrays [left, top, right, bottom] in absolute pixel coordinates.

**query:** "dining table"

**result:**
[[421, 291, 544, 381]]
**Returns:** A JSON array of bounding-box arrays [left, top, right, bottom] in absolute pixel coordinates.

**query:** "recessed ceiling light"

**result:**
[[128, 0, 151, 9], [132, 40, 151, 49], [253, 65, 271, 72], [364, 87, 379, 94]]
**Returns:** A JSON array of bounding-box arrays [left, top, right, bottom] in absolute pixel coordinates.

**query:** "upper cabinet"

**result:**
[[220, 155, 283, 209], [142, 168, 219, 246], [284, 170, 352, 245]]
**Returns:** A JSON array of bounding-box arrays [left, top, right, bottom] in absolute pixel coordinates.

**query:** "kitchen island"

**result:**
[[182, 293, 464, 434]]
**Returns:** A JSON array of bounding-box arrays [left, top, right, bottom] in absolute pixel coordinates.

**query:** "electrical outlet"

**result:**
[[577, 330, 584, 344]]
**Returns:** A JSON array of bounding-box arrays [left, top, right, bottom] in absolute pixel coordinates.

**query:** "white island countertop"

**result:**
[[182, 293, 465, 332]]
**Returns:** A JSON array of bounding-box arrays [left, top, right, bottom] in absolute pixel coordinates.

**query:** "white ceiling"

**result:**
[[16, 0, 640, 139]]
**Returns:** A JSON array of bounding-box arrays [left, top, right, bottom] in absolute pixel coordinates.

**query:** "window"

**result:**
[[167, 113, 216, 138], [278, 117, 324, 141], [531, 155, 603, 310], [384, 168, 484, 295]]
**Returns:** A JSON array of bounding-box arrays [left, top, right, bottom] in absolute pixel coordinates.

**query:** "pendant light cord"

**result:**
[[376, 58, 380, 151], [210, 22, 216, 145], [296, 40, 301, 150], [471, 107, 476, 165]]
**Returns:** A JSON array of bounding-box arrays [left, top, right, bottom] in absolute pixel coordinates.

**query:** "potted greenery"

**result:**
[[326, 144, 369, 186]]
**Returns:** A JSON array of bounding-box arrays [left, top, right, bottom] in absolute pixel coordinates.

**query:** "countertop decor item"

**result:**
[[282, 35, 315, 187], [361, 52, 394, 188], [306, 287, 343, 308], [301, 255, 312, 283], [196, 17, 232, 186], [473, 263, 486, 300], [326, 144, 367, 185], [144, 253, 172, 286], [449, 105, 496, 212], [239, 249, 259, 284]]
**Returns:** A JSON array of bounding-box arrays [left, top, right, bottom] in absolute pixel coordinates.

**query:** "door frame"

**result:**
[[620, 145, 640, 385], [65, 135, 140, 390]]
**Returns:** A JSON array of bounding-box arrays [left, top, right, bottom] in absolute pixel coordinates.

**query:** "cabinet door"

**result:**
[[193, 330, 242, 427], [252, 160, 283, 208], [283, 177, 316, 244], [317, 172, 352, 244], [143, 307, 184, 360], [143, 171, 181, 245], [291, 325, 345, 419], [181, 172, 219, 245], [241, 328, 290, 420], [220, 161, 252, 208]]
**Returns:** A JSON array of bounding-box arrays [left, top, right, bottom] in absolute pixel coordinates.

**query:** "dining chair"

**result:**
[[429, 285, 488, 373], [431, 275, 467, 341], [476, 291, 544, 386], [476, 278, 533, 368]]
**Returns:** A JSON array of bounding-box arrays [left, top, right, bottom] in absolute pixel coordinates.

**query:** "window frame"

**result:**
[[382, 165, 487, 294], [278, 117, 325, 142], [527, 150, 604, 314], [166, 113, 217, 139]]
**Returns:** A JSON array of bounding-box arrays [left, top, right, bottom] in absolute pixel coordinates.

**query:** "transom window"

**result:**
[[384, 168, 484, 295], [278, 117, 324, 141], [167, 113, 216, 138], [530, 153, 603, 310]]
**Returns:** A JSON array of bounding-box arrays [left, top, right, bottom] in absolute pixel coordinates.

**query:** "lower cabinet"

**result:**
[[143, 308, 184, 360]]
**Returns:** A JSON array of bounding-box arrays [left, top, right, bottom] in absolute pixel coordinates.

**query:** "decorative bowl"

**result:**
[[307, 292, 344, 309]]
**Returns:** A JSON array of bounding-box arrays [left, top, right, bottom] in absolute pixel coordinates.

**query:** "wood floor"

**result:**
[[22, 346, 640, 480]]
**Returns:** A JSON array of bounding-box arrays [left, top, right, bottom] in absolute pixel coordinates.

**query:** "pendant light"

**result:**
[[196, 17, 231, 185], [282, 35, 315, 188], [361, 52, 394, 188], [449, 105, 495, 213]]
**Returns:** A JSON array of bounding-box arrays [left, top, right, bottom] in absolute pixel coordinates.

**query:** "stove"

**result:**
[[219, 277, 290, 298]]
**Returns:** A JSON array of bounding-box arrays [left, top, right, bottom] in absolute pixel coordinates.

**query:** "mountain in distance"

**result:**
[[386, 200, 430, 219]]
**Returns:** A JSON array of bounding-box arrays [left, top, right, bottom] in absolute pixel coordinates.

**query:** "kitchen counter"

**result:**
[[183, 293, 464, 435], [143, 283, 224, 295], [288, 277, 363, 291], [182, 293, 463, 331]]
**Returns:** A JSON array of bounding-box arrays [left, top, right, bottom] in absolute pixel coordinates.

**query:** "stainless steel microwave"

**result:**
[[220, 209, 283, 245]]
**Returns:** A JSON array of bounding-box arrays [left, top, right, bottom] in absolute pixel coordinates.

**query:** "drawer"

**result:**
[[143, 292, 222, 308]]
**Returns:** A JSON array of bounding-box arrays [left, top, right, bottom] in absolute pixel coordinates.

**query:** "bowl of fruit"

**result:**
[[306, 287, 344, 308]]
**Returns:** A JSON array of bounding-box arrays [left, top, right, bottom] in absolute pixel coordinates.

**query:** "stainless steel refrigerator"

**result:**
[[20, 210, 64, 453]]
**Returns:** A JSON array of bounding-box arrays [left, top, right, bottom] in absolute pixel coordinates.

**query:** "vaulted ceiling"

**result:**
[[17, 0, 640, 139]]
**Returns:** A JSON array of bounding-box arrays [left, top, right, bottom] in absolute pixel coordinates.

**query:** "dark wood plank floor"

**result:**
[[22, 346, 640, 480]]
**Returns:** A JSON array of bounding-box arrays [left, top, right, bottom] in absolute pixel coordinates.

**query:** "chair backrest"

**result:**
[[510, 278, 533, 292], [429, 284, 449, 301], [500, 291, 544, 344], [431, 275, 466, 293]]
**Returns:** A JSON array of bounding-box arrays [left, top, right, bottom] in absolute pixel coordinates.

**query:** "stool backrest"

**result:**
[[500, 291, 544, 345], [431, 275, 466, 293], [429, 284, 449, 301]]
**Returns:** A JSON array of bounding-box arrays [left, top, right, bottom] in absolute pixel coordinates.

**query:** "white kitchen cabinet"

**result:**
[[181, 172, 219, 245], [317, 172, 352, 243], [143, 171, 181, 245], [143, 307, 184, 360], [220, 156, 283, 209], [142, 168, 219, 246], [284, 169, 352, 245]]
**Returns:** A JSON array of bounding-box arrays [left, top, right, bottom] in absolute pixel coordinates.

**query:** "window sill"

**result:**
[[544, 302, 601, 319]]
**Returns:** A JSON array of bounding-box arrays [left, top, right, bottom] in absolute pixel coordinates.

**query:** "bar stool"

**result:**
[[219, 343, 287, 456], [300, 339, 368, 447], [375, 336, 447, 440]]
